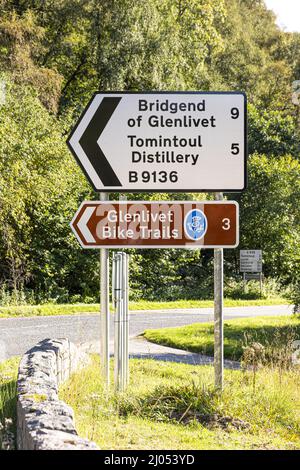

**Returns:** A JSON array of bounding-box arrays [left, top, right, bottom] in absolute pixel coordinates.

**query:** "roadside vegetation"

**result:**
[[0, 297, 288, 318], [0, 357, 19, 450], [144, 315, 300, 361], [0, 1, 299, 307], [60, 355, 300, 450]]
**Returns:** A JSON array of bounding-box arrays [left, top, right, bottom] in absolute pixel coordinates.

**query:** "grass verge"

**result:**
[[0, 297, 287, 318], [0, 357, 19, 449], [59, 355, 300, 450], [144, 315, 300, 361]]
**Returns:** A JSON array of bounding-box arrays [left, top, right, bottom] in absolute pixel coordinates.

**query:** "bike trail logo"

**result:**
[[184, 208, 207, 241]]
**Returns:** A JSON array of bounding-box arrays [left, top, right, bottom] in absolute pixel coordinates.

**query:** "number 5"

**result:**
[[231, 143, 240, 155], [222, 218, 230, 230]]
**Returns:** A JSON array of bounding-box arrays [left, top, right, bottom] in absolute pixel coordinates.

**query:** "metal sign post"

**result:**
[[214, 192, 224, 390], [124, 252, 129, 386], [99, 192, 110, 387], [112, 252, 129, 391]]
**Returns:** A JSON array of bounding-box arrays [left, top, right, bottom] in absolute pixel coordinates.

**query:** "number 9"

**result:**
[[231, 108, 239, 119]]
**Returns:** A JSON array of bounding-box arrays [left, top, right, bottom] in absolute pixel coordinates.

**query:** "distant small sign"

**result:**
[[244, 273, 261, 281], [240, 250, 262, 273]]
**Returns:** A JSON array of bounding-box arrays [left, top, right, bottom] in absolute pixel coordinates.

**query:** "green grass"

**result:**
[[144, 315, 300, 361], [0, 303, 99, 318], [130, 297, 287, 310], [60, 355, 300, 450], [0, 297, 287, 318], [0, 357, 19, 449]]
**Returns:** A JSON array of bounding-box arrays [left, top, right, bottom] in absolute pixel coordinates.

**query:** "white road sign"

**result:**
[[240, 250, 262, 273], [67, 92, 247, 192]]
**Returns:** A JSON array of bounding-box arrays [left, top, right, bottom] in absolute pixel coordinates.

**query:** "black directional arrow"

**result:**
[[78, 97, 122, 187]]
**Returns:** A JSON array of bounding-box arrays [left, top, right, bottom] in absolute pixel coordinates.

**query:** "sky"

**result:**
[[264, 0, 300, 32]]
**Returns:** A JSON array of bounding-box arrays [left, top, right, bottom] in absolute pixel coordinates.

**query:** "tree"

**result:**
[[238, 154, 300, 284], [0, 10, 62, 112], [0, 0, 299, 302], [210, 0, 293, 110], [0, 79, 98, 300], [248, 104, 300, 158], [89, 0, 225, 92]]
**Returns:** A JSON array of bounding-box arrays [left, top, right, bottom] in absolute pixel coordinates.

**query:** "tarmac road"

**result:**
[[0, 304, 292, 360]]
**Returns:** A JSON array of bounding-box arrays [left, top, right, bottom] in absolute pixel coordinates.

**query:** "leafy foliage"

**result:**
[[0, 0, 299, 303], [238, 154, 300, 284], [0, 80, 97, 299]]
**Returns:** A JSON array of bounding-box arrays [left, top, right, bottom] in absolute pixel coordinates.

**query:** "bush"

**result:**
[[224, 277, 285, 300]]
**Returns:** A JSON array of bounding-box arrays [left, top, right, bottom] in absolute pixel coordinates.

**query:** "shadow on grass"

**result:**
[[118, 381, 217, 420], [146, 322, 300, 362], [129, 352, 239, 369], [116, 381, 249, 431]]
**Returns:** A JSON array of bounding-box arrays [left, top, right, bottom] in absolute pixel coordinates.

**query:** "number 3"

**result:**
[[222, 218, 230, 230]]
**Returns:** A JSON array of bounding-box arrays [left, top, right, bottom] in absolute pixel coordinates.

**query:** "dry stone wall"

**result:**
[[17, 338, 98, 450]]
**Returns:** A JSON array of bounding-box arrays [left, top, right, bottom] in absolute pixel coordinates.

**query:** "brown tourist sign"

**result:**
[[71, 201, 239, 249]]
